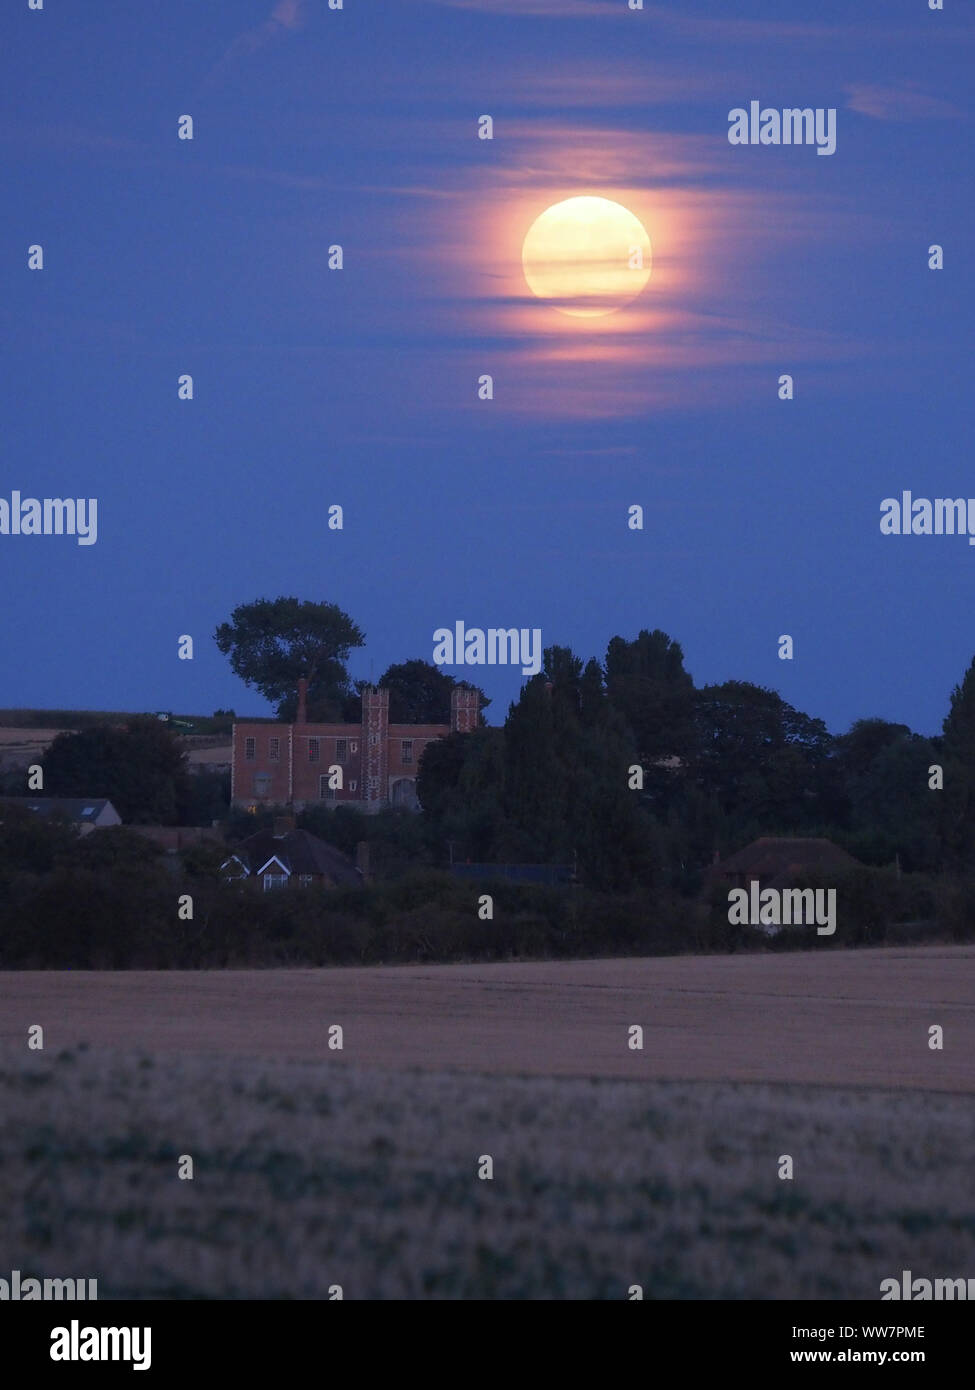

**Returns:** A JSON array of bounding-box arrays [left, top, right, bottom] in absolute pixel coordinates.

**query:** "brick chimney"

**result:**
[[296, 677, 308, 725]]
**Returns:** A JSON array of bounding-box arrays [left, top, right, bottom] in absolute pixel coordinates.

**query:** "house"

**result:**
[[0, 796, 121, 835], [711, 836, 860, 935], [712, 836, 860, 895], [710, 836, 861, 937], [232, 682, 479, 813], [222, 817, 361, 891]]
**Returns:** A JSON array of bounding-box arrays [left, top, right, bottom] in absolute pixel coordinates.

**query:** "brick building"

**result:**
[[232, 681, 479, 813]]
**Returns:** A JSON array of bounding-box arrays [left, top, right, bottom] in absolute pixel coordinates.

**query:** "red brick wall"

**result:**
[[232, 701, 455, 809], [291, 725, 364, 803], [387, 724, 449, 777], [233, 723, 291, 806]]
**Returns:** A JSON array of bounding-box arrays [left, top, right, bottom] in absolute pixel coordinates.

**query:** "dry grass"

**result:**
[[2, 1044, 973, 1300]]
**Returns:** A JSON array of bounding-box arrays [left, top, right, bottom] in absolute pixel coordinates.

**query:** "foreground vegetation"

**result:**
[[2, 1044, 972, 1299]]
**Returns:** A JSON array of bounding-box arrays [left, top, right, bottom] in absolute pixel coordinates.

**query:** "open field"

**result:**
[[0, 727, 72, 771], [0, 723, 229, 770], [3, 945, 974, 1090], [3, 949, 972, 1298], [0, 728, 73, 744], [1, 1046, 974, 1299]]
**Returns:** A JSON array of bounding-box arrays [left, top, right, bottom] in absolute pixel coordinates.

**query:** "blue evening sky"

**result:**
[[1, 0, 972, 733]]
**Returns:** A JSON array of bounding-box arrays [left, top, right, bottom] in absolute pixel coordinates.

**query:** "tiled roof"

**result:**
[[0, 796, 116, 822], [716, 836, 859, 886], [234, 828, 360, 884]]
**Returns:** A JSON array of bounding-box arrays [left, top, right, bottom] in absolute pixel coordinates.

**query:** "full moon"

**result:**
[[521, 196, 652, 317]]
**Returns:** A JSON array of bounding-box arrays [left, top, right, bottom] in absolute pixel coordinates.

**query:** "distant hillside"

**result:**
[[0, 709, 235, 735]]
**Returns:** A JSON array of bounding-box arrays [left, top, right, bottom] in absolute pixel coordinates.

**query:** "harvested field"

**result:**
[[2, 946, 973, 1091], [0, 727, 70, 770]]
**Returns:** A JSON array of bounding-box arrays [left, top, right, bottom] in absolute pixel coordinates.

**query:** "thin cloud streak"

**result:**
[[845, 83, 966, 122], [203, 0, 309, 88], [223, 0, 307, 59], [423, 0, 974, 45]]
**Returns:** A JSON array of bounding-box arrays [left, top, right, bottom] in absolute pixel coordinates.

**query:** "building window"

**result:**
[[269, 737, 280, 761], [297, 875, 314, 887], [349, 779, 358, 792], [401, 739, 413, 764], [369, 733, 378, 746], [369, 776, 379, 791], [263, 872, 288, 891], [308, 738, 320, 763], [244, 737, 256, 761], [335, 738, 347, 762], [253, 773, 271, 799], [319, 775, 336, 801], [350, 740, 358, 753]]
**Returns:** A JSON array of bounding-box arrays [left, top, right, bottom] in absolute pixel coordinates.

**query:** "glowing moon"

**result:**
[[521, 196, 652, 317]]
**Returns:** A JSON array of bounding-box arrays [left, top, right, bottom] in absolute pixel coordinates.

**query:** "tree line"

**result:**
[[2, 597, 974, 966]]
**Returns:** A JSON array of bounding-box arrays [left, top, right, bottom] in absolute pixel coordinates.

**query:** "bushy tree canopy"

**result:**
[[215, 597, 365, 720]]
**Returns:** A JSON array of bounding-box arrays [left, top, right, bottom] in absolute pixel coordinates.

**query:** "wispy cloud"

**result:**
[[203, 0, 309, 87], [845, 82, 965, 122], [481, 122, 726, 186], [424, 0, 973, 46], [426, 0, 616, 15], [425, 0, 849, 40], [495, 65, 741, 109], [225, 0, 307, 59]]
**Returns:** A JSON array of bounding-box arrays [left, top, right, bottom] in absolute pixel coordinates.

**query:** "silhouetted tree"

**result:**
[[940, 654, 975, 862], [42, 717, 189, 824], [373, 659, 488, 725], [690, 681, 833, 831], [214, 597, 364, 720], [605, 629, 697, 767]]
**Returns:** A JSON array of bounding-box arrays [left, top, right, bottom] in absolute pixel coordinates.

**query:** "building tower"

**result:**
[[450, 686, 480, 733], [361, 686, 390, 808]]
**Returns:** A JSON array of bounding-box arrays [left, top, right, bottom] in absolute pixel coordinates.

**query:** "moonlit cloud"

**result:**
[[426, 0, 616, 15], [427, 0, 870, 42], [424, 0, 974, 47], [845, 83, 966, 122], [231, 0, 307, 55]]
